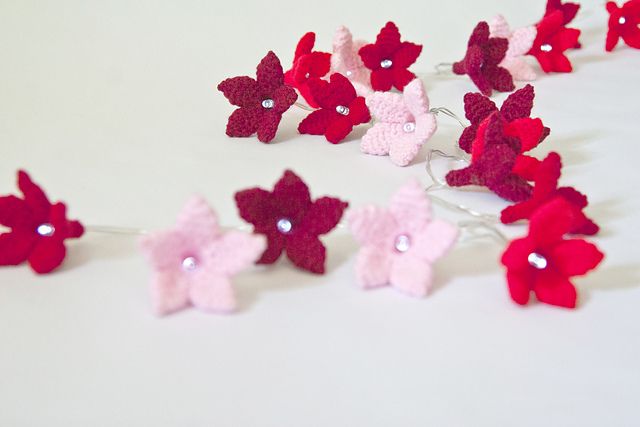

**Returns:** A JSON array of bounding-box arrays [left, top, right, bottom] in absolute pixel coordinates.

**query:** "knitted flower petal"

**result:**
[[285, 233, 326, 274], [365, 91, 408, 123], [389, 255, 434, 297], [355, 246, 393, 288], [489, 15, 537, 81], [188, 274, 236, 313], [330, 26, 372, 97]]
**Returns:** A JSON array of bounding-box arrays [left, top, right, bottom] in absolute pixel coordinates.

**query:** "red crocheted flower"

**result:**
[[284, 32, 331, 108], [297, 73, 371, 144], [501, 152, 599, 235], [501, 197, 604, 308], [218, 51, 298, 143], [0, 171, 84, 274], [545, 0, 581, 25], [234, 170, 348, 274], [605, 1, 640, 51], [528, 11, 581, 73], [452, 21, 514, 96], [358, 22, 422, 91]]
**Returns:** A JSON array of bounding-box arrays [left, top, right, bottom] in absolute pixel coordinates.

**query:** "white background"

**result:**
[[1, 0, 639, 425]]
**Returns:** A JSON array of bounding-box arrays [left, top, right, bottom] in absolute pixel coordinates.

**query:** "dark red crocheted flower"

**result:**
[[605, 1, 640, 51], [0, 170, 84, 274], [358, 22, 422, 91], [528, 11, 581, 73], [297, 73, 371, 144], [501, 197, 604, 308], [218, 51, 298, 143], [452, 21, 514, 96], [284, 32, 331, 108], [545, 0, 581, 25], [501, 152, 599, 235], [234, 170, 348, 274]]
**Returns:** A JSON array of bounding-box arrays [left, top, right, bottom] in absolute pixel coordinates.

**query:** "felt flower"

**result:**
[[347, 179, 458, 297], [234, 170, 348, 274], [358, 22, 423, 91], [489, 15, 537, 81], [528, 11, 581, 73], [452, 21, 515, 96], [501, 197, 604, 308], [361, 79, 437, 166], [545, 0, 581, 25], [297, 73, 371, 144], [501, 152, 599, 235], [605, 0, 640, 52], [0, 170, 84, 274], [330, 26, 372, 97], [140, 196, 266, 315], [284, 32, 332, 108], [218, 51, 298, 143]]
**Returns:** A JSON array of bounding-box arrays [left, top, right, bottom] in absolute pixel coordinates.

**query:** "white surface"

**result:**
[[1, 0, 639, 425]]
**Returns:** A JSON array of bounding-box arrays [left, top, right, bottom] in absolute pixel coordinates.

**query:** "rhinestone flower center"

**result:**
[[527, 252, 548, 270], [277, 218, 293, 234], [380, 59, 393, 69], [619, 16, 626, 25], [261, 99, 274, 109], [540, 44, 553, 52], [403, 122, 416, 133], [182, 256, 198, 271], [36, 223, 55, 237], [394, 234, 411, 253], [336, 105, 350, 116]]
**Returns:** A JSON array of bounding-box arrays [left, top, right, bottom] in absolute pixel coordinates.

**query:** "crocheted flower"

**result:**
[[218, 51, 298, 143], [234, 170, 348, 274], [347, 179, 458, 298], [330, 26, 372, 97], [605, 1, 640, 52], [545, 0, 580, 25], [140, 196, 266, 315], [501, 197, 604, 308], [284, 32, 331, 108], [0, 170, 84, 274], [501, 152, 599, 235], [361, 79, 437, 166], [489, 15, 537, 81], [452, 21, 514, 96], [528, 11, 581, 73], [298, 73, 371, 144], [358, 22, 422, 91]]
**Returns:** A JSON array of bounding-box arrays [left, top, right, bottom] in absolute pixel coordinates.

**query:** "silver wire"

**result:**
[[85, 225, 148, 236], [294, 102, 315, 112], [435, 62, 454, 75], [430, 107, 467, 128], [424, 149, 466, 191], [457, 220, 508, 243]]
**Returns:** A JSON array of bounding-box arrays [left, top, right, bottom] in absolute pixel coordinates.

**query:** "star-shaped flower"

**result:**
[[501, 152, 599, 235], [605, 0, 640, 52], [347, 179, 458, 297], [545, 0, 581, 25], [218, 51, 298, 143], [330, 26, 372, 97], [528, 11, 581, 73], [297, 73, 371, 144], [501, 197, 604, 309], [358, 22, 423, 91], [140, 196, 266, 315], [234, 170, 348, 274], [0, 170, 84, 274], [452, 21, 515, 96], [361, 78, 437, 166], [284, 32, 332, 108], [489, 15, 538, 81]]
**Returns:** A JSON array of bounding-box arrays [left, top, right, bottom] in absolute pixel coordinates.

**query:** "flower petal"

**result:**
[[256, 110, 283, 143], [0, 195, 34, 229], [501, 237, 537, 272], [354, 246, 393, 289], [325, 116, 354, 144], [0, 231, 36, 266], [402, 78, 429, 117], [388, 133, 424, 166], [298, 109, 336, 136], [411, 219, 459, 263], [272, 170, 312, 217], [389, 179, 431, 232], [225, 107, 262, 137], [393, 42, 422, 68], [375, 22, 402, 57], [148, 271, 191, 316], [365, 91, 408, 124], [358, 44, 383, 70], [550, 239, 604, 277], [285, 233, 326, 274], [347, 206, 396, 246], [389, 254, 433, 297], [175, 196, 221, 244], [27, 237, 67, 274], [17, 170, 51, 221], [234, 187, 276, 230], [533, 269, 577, 309], [392, 68, 416, 91], [272, 84, 298, 115], [370, 68, 394, 92], [217, 76, 260, 108], [300, 197, 348, 236], [463, 92, 497, 123], [256, 51, 285, 93], [529, 197, 575, 246], [506, 270, 532, 305], [361, 123, 396, 155], [257, 229, 286, 264], [189, 273, 237, 314]]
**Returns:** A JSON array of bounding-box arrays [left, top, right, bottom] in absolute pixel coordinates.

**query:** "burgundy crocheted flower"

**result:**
[[545, 0, 581, 25], [528, 11, 581, 73], [0, 170, 84, 274], [284, 32, 331, 108], [453, 21, 515, 96], [298, 73, 371, 144], [358, 22, 422, 91], [234, 170, 348, 274], [605, 0, 640, 52], [218, 51, 298, 143]]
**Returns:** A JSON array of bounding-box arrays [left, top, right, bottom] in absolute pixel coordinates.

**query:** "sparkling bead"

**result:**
[[394, 234, 411, 253], [403, 122, 416, 133], [36, 223, 55, 237], [380, 59, 393, 69], [276, 218, 293, 234], [540, 44, 553, 52], [261, 99, 274, 109], [336, 105, 350, 115], [182, 256, 198, 271], [527, 252, 548, 270], [619, 16, 626, 25], [345, 70, 353, 77]]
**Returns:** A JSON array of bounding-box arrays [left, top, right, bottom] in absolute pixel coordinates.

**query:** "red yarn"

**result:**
[[528, 11, 581, 73], [218, 51, 298, 143], [298, 73, 371, 144], [358, 22, 422, 91], [0, 171, 84, 274], [452, 22, 514, 96], [501, 197, 604, 308], [234, 170, 348, 274], [605, 1, 640, 51], [284, 32, 331, 108]]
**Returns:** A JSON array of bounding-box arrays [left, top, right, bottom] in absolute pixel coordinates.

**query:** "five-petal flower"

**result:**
[[489, 15, 538, 81], [330, 26, 372, 97], [605, 0, 640, 51], [545, 0, 581, 26], [528, 10, 581, 73], [284, 32, 332, 108]]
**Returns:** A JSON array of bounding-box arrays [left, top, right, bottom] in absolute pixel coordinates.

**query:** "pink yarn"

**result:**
[[330, 26, 372, 97], [489, 15, 537, 81], [139, 196, 266, 315], [347, 179, 458, 298], [361, 79, 437, 166]]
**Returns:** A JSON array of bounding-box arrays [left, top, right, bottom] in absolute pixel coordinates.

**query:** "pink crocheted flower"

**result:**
[[140, 196, 266, 316], [489, 15, 537, 81], [330, 26, 372, 97], [361, 79, 437, 166], [347, 179, 458, 298]]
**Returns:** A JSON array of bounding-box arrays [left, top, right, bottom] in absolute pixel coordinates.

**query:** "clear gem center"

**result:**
[[182, 256, 198, 271], [403, 122, 416, 133], [336, 105, 350, 115], [540, 44, 553, 52], [527, 252, 548, 270], [619, 16, 626, 25], [380, 59, 393, 69], [262, 99, 274, 109], [394, 234, 411, 253], [36, 223, 55, 237], [277, 218, 293, 234]]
